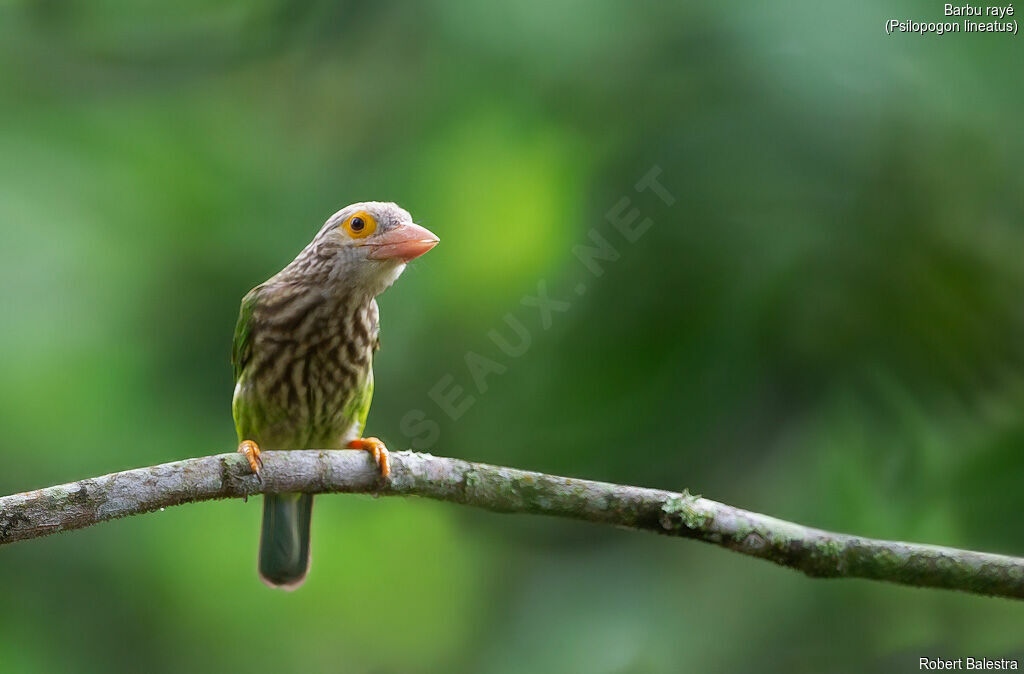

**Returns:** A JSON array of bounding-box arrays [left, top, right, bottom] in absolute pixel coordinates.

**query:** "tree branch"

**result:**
[[2, 449, 1021, 600]]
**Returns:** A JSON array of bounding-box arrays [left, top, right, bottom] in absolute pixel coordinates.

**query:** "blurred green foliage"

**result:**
[[1, 1, 1023, 672]]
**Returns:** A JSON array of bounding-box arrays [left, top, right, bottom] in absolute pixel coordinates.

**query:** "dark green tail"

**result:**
[[259, 493, 313, 589]]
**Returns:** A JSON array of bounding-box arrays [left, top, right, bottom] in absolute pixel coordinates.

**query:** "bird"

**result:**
[[231, 201, 439, 589]]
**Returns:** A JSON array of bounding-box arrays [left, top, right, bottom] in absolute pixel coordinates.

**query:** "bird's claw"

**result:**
[[237, 440, 263, 482], [348, 437, 391, 478]]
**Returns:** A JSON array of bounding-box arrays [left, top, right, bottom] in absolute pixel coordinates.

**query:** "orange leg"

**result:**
[[348, 437, 391, 478], [237, 440, 263, 479]]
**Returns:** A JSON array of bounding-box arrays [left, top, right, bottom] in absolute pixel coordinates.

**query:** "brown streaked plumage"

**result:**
[[231, 201, 438, 589]]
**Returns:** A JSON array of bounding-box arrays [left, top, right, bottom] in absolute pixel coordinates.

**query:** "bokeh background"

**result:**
[[2, 1, 1024, 672]]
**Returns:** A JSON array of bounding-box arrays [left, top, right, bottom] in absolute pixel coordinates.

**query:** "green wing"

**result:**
[[351, 299, 379, 435], [358, 369, 375, 433], [347, 368, 375, 437], [231, 286, 264, 442], [231, 286, 261, 383]]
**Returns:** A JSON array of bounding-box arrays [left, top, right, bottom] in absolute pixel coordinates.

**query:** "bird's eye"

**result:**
[[342, 211, 377, 239]]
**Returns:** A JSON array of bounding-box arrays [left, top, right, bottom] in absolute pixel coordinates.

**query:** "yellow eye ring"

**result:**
[[342, 211, 377, 239]]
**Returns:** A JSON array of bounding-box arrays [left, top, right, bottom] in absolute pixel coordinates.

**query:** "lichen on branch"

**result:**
[[2, 450, 1023, 600]]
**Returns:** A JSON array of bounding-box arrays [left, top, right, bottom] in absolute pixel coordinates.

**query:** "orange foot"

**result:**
[[237, 440, 263, 480], [348, 437, 391, 478]]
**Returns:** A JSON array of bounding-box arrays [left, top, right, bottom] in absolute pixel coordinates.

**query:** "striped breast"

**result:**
[[236, 282, 378, 449]]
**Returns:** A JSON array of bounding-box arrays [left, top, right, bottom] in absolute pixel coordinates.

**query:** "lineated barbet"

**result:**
[[231, 202, 439, 589]]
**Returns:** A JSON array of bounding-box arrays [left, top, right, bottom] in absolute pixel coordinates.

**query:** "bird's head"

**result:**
[[295, 201, 439, 296]]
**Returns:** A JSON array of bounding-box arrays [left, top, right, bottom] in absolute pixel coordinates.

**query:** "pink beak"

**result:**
[[366, 222, 440, 262]]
